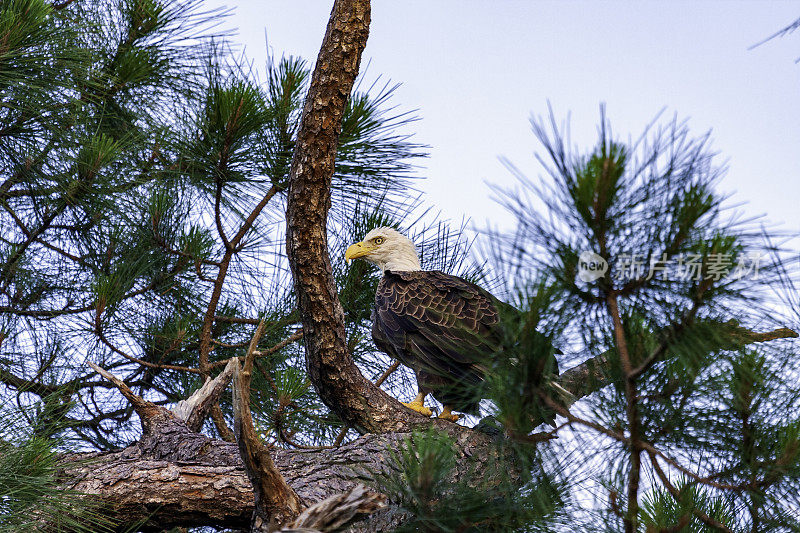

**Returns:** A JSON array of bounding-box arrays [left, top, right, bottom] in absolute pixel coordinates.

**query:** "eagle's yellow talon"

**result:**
[[402, 400, 432, 417], [438, 406, 460, 422]]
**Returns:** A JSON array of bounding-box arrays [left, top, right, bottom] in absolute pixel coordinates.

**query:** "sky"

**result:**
[[202, 0, 800, 240]]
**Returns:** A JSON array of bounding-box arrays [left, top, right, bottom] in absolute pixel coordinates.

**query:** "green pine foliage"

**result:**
[[639, 482, 734, 532], [2, 1, 799, 531], [0, 407, 116, 532], [0, 0, 440, 451], [485, 105, 800, 531], [0, 0, 458, 521], [373, 428, 565, 532]]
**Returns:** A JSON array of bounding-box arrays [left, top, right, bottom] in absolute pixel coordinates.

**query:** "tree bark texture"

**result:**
[[62, 2, 629, 529], [40, 0, 800, 526], [285, 0, 422, 434], [64, 323, 796, 531], [61, 421, 495, 531]]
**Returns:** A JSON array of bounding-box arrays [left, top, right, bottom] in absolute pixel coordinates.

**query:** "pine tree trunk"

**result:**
[[284, 0, 424, 434]]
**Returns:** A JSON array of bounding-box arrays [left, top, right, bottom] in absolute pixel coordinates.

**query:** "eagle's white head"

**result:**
[[345, 227, 421, 272]]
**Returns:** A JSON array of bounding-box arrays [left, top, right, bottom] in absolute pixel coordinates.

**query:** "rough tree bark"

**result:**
[[55, 2, 509, 531], [284, 0, 425, 435], [63, 6, 459, 529], [60, 373, 496, 531], [232, 321, 303, 530], [61, 327, 794, 530]]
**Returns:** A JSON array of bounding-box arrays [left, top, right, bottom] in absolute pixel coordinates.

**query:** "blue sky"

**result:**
[[205, 1, 800, 237]]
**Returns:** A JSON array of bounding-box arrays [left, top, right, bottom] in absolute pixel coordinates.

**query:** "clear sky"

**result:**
[[204, 1, 800, 237]]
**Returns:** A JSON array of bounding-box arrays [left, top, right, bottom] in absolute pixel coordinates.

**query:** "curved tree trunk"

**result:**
[[284, 0, 425, 435]]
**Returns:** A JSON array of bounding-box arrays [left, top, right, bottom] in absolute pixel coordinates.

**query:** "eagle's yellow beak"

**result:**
[[345, 241, 374, 263]]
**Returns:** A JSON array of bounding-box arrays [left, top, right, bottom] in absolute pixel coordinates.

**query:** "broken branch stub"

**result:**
[[173, 357, 237, 431], [282, 484, 387, 532]]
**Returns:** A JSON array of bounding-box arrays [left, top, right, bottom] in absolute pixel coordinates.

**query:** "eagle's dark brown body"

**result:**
[[371, 270, 508, 414]]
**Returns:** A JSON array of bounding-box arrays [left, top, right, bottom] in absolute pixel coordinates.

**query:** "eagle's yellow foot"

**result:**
[[402, 400, 432, 417], [438, 406, 460, 422], [402, 392, 432, 416]]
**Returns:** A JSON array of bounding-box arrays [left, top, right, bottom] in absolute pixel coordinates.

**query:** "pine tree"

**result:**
[[360, 106, 800, 533], [478, 107, 800, 531], [1, 1, 799, 532], [0, 0, 433, 449]]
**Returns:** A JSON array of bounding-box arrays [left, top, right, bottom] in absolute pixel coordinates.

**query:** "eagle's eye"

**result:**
[[374, 237, 384, 245]]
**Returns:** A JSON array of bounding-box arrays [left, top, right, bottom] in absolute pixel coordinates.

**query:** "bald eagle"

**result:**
[[345, 227, 558, 422]]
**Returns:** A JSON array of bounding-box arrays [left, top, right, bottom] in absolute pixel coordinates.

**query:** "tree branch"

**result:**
[[60, 426, 484, 531], [75, 347, 455, 532], [86, 361, 170, 435], [61, 363, 494, 531], [556, 324, 798, 404], [173, 357, 237, 432], [232, 321, 303, 530], [208, 329, 304, 370], [284, 484, 386, 532]]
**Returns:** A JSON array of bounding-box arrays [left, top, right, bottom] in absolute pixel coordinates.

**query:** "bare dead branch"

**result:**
[[173, 357, 238, 432], [209, 329, 304, 370], [86, 361, 172, 435], [86, 362, 149, 413]]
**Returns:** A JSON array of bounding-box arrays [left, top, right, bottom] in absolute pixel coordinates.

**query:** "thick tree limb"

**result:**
[[82, 358, 413, 531], [60, 421, 492, 530], [285, 0, 422, 434], [75, 322, 795, 530], [555, 324, 798, 405], [725, 323, 798, 344], [557, 352, 612, 402]]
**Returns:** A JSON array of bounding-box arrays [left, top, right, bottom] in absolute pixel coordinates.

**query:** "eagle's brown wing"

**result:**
[[372, 270, 505, 411]]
